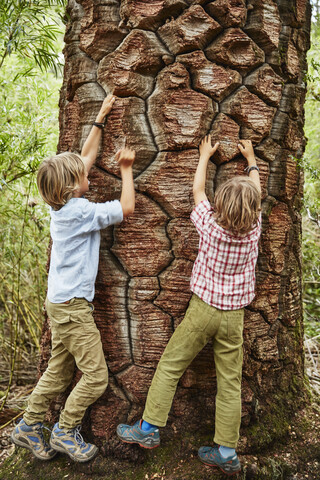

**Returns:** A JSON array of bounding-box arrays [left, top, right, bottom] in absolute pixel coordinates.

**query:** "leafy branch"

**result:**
[[0, 0, 66, 76]]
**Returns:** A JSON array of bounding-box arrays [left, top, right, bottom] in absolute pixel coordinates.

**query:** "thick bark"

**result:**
[[41, 0, 311, 452]]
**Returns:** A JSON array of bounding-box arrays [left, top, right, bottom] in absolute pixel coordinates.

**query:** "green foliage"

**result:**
[[302, 5, 320, 337], [0, 57, 60, 186], [0, 0, 66, 76], [0, 2, 64, 406]]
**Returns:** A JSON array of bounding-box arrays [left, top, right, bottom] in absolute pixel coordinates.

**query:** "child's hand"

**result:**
[[98, 94, 116, 119], [115, 148, 136, 169], [199, 135, 219, 159], [238, 140, 255, 163]]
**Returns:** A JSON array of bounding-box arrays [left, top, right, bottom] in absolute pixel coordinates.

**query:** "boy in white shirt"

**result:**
[[11, 95, 135, 463]]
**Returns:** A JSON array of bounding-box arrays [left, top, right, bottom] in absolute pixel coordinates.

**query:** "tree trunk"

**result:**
[[40, 0, 311, 454]]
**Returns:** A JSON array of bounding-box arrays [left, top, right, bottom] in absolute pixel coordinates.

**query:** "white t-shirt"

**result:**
[[47, 197, 123, 303]]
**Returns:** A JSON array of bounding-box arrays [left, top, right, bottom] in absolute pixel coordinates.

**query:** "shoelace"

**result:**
[[15, 419, 53, 452], [71, 425, 86, 448]]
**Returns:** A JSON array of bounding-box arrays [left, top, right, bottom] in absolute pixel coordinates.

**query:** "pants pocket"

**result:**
[[46, 298, 71, 324], [227, 310, 244, 344], [69, 299, 94, 325], [46, 297, 93, 325], [183, 294, 213, 332]]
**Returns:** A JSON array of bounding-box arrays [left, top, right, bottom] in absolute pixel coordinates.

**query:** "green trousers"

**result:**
[[143, 294, 244, 448], [24, 297, 108, 429]]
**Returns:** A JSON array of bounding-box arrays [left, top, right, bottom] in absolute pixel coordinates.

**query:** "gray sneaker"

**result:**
[[50, 423, 98, 463], [11, 419, 57, 460], [198, 445, 241, 475], [117, 419, 160, 449]]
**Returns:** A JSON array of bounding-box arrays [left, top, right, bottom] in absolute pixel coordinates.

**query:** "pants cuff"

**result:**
[[23, 414, 44, 426], [58, 419, 79, 430], [214, 436, 238, 449], [142, 414, 166, 428]]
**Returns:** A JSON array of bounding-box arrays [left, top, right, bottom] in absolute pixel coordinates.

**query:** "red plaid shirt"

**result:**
[[190, 200, 261, 310]]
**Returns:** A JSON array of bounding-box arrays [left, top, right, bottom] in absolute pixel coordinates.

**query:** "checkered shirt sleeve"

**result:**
[[190, 200, 261, 310]]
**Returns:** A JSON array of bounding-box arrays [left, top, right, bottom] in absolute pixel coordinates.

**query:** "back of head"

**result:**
[[214, 176, 261, 235], [37, 152, 85, 210]]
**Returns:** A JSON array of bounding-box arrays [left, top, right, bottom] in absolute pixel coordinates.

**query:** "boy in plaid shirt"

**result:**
[[117, 136, 261, 475]]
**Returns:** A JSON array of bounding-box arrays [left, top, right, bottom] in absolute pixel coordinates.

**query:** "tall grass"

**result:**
[[0, 2, 64, 411], [0, 67, 61, 390]]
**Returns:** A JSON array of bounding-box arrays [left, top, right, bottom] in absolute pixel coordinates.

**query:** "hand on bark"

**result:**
[[96, 94, 116, 121], [199, 135, 219, 159], [115, 148, 136, 169], [238, 140, 255, 164]]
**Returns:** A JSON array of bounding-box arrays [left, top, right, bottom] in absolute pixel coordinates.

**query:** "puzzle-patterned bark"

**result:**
[[40, 0, 311, 450]]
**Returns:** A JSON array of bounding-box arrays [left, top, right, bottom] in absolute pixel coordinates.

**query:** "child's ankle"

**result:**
[[219, 445, 236, 458], [141, 420, 157, 432]]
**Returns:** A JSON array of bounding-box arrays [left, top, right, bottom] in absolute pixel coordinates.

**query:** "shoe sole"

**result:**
[[116, 432, 160, 450], [11, 432, 57, 461], [50, 439, 99, 463], [198, 455, 241, 475]]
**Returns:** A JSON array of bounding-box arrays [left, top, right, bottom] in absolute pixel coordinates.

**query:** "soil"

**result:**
[[0, 344, 319, 480], [0, 392, 319, 480]]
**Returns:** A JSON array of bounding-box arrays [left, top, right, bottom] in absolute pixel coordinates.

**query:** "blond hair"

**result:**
[[37, 152, 85, 210], [214, 176, 261, 235]]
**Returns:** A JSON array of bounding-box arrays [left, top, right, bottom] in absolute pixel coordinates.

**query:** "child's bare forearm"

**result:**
[[238, 140, 261, 194], [246, 153, 261, 193], [193, 135, 219, 205], [120, 167, 135, 217], [80, 125, 103, 170], [115, 147, 135, 217], [193, 154, 209, 205], [81, 95, 116, 172]]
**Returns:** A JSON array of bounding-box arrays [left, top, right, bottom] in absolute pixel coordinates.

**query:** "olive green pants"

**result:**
[[23, 297, 108, 429], [143, 294, 244, 448]]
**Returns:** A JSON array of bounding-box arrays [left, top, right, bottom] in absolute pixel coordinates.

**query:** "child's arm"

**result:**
[[116, 148, 136, 217], [81, 94, 116, 172], [238, 140, 261, 194], [193, 135, 219, 205]]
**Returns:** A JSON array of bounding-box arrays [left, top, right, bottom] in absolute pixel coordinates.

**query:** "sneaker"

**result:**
[[116, 419, 160, 449], [11, 419, 57, 461], [50, 423, 98, 463], [198, 445, 241, 475]]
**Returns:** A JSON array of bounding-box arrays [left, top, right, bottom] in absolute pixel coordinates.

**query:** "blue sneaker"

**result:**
[[117, 419, 160, 449], [198, 445, 241, 475], [50, 423, 98, 463], [11, 419, 57, 461]]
